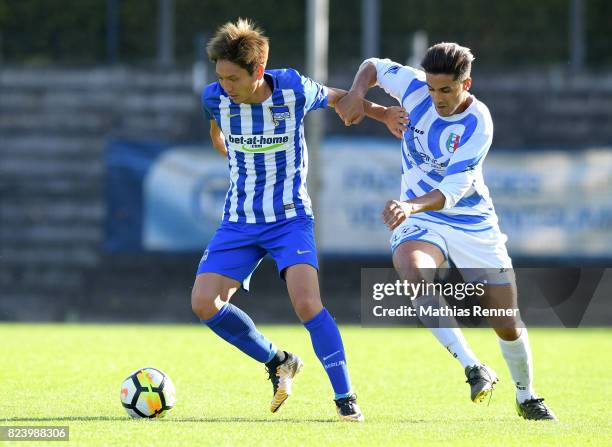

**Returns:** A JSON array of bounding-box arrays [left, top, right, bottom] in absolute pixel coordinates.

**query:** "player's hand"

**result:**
[[383, 106, 409, 139], [335, 90, 365, 126], [382, 200, 413, 230]]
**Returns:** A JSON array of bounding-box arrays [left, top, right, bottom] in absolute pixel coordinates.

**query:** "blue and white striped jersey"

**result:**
[[367, 58, 498, 232], [202, 69, 328, 223]]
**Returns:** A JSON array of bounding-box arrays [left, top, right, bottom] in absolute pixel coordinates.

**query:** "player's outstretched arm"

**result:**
[[209, 119, 228, 157], [335, 62, 378, 125], [363, 103, 408, 139], [326, 87, 348, 108], [328, 87, 408, 139]]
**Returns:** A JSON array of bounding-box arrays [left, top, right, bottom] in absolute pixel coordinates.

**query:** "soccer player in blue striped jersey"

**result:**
[[191, 18, 405, 422], [337, 43, 556, 421]]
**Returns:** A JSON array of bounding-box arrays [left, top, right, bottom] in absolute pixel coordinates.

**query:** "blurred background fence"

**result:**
[[0, 0, 610, 323], [1, 0, 611, 70]]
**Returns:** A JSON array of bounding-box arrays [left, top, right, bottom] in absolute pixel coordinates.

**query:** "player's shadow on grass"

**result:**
[[1, 416, 336, 423], [1, 417, 127, 422], [168, 416, 337, 423], [2, 416, 517, 424]]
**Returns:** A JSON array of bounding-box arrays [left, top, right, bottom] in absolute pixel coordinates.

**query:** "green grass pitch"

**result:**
[[2, 324, 611, 446]]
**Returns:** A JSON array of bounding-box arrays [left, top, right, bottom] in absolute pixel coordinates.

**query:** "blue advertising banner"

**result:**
[[105, 139, 169, 252], [105, 140, 228, 252], [105, 138, 612, 258], [142, 147, 227, 251]]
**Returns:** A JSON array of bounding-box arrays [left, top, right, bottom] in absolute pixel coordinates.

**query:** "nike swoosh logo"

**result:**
[[296, 249, 311, 255], [227, 113, 241, 118], [241, 143, 285, 153], [322, 350, 340, 361]]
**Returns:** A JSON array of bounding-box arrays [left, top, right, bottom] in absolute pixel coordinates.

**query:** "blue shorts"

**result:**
[[196, 217, 319, 291]]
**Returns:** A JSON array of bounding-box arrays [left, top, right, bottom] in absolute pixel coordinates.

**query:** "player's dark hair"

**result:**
[[207, 18, 269, 75], [421, 42, 474, 81]]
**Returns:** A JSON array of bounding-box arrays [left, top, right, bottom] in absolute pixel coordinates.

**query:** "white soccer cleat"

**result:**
[[266, 352, 303, 413]]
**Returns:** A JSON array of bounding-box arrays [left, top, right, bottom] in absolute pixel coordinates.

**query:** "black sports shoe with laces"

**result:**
[[516, 397, 557, 421], [465, 364, 499, 403], [334, 394, 364, 422], [265, 351, 303, 413]]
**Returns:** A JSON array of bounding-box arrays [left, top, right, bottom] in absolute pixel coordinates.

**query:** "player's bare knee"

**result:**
[[494, 326, 522, 341], [191, 287, 223, 320], [190, 291, 211, 319], [396, 263, 429, 285], [292, 293, 323, 321], [394, 256, 436, 284], [191, 273, 238, 320]]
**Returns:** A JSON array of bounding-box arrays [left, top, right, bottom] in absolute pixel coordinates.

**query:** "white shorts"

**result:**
[[390, 216, 514, 284]]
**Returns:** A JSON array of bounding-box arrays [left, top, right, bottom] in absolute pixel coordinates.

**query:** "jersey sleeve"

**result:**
[[435, 121, 493, 209], [300, 75, 329, 112], [202, 103, 213, 121], [201, 89, 213, 121], [361, 57, 421, 103]]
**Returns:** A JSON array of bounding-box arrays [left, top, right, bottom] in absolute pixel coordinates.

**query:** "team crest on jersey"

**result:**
[[445, 132, 461, 153], [270, 105, 291, 126]]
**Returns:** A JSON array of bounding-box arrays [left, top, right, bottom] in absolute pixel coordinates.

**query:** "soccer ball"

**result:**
[[120, 367, 176, 418]]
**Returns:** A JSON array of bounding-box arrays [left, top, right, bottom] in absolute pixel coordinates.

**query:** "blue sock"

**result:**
[[303, 307, 352, 398], [201, 303, 277, 363]]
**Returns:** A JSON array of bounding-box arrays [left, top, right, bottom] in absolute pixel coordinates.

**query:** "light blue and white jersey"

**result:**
[[202, 69, 328, 223], [367, 58, 498, 232]]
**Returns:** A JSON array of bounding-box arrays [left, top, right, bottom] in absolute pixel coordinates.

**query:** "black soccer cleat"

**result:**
[[465, 364, 499, 403], [516, 398, 557, 421], [266, 351, 303, 413], [334, 394, 364, 422]]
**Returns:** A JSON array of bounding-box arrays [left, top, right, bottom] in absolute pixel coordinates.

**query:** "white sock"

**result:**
[[433, 327, 481, 369], [499, 328, 537, 403], [412, 295, 481, 369]]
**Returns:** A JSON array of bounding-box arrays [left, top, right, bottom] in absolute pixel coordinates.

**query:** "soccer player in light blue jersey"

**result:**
[[190, 18, 405, 422], [337, 42, 556, 421]]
